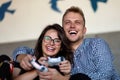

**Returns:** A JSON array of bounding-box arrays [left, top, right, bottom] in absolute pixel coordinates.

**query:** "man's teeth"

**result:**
[[69, 31, 77, 34]]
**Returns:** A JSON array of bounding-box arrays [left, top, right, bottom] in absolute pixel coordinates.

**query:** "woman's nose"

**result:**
[[50, 40, 55, 45]]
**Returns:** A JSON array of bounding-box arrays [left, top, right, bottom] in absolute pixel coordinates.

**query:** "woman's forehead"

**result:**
[[45, 29, 59, 38]]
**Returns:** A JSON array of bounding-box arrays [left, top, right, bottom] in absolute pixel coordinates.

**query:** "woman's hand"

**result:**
[[37, 57, 49, 67], [37, 57, 71, 80], [59, 60, 71, 75], [37, 68, 70, 80]]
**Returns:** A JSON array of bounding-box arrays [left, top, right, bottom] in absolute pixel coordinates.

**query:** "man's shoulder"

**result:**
[[13, 46, 34, 54], [83, 38, 107, 47], [84, 37, 105, 42]]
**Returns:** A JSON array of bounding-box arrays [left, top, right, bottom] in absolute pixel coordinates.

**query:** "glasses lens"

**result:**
[[44, 36, 51, 43], [54, 39, 61, 44]]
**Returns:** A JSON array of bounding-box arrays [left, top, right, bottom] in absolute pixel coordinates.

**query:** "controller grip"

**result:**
[[30, 59, 48, 72]]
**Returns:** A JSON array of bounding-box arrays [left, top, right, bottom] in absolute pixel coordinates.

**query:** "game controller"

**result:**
[[30, 58, 48, 72], [47, 56, 65, 66]]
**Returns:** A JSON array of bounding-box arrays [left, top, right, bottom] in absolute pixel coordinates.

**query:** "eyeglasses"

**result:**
[[43, 36, 61, 45]]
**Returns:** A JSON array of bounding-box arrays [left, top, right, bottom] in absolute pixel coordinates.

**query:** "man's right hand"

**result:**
[[17, 54, 34, 70]]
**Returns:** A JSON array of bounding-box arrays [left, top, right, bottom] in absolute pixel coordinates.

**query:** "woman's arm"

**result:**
[[13, 69, 38, 80]]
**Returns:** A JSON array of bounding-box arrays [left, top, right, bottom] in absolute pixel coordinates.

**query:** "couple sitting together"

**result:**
[[1, 6, 119, 80]]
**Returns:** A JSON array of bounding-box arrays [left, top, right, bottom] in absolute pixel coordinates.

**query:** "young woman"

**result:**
[[13, 23, 73, 80]]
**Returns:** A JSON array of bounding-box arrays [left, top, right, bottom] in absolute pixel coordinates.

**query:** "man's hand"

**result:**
[[17, 54, 34, 70]]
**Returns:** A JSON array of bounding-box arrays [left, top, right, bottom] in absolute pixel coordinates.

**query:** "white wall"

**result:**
[[0, 0, 120, 43]]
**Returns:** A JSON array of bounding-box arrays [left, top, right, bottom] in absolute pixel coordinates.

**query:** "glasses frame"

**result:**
[[43, 36, 61, 46]]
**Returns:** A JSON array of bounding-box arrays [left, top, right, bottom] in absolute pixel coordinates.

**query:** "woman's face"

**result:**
[[42, 29, 61, 57]]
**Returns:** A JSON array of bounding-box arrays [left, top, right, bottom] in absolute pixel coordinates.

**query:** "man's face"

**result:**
[[63, 12, 86, 43]]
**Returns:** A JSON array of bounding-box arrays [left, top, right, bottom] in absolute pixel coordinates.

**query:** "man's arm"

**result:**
[[12, 46, 34, 62], [89, 38, 118, 80], [12, 46, 34, 70]]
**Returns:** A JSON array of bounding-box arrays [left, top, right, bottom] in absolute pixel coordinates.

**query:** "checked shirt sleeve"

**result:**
[[12, 46, 34, 61]]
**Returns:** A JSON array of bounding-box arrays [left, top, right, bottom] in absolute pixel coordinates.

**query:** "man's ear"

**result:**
[[83, 26, 87, 35]]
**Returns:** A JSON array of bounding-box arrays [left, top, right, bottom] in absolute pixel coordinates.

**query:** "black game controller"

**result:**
[[30, 58, 48, 72], [47, 57, 65, 66]]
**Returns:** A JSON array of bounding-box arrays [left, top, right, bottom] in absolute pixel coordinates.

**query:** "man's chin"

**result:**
[[69, 39, 78, 43], [69, 37, 81, 43]]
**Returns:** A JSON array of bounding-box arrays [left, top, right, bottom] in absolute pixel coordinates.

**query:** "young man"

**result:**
[[12, 6, 120, 80]]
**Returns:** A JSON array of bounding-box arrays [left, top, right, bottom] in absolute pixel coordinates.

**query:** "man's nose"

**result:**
[[70, 23, 75, 28]]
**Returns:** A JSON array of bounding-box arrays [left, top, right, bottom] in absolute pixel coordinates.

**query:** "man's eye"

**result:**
[[75, 21, 81, 24], [65, 21, 71, 25], [75, 21, 84, 25]]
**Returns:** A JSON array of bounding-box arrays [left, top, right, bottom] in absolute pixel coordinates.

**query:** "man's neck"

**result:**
[[71, 39, 83, 51]]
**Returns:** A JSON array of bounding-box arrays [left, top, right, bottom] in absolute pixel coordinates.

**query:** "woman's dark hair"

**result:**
[[0, 55, 13, 80], [34, 23, 73, 64]]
